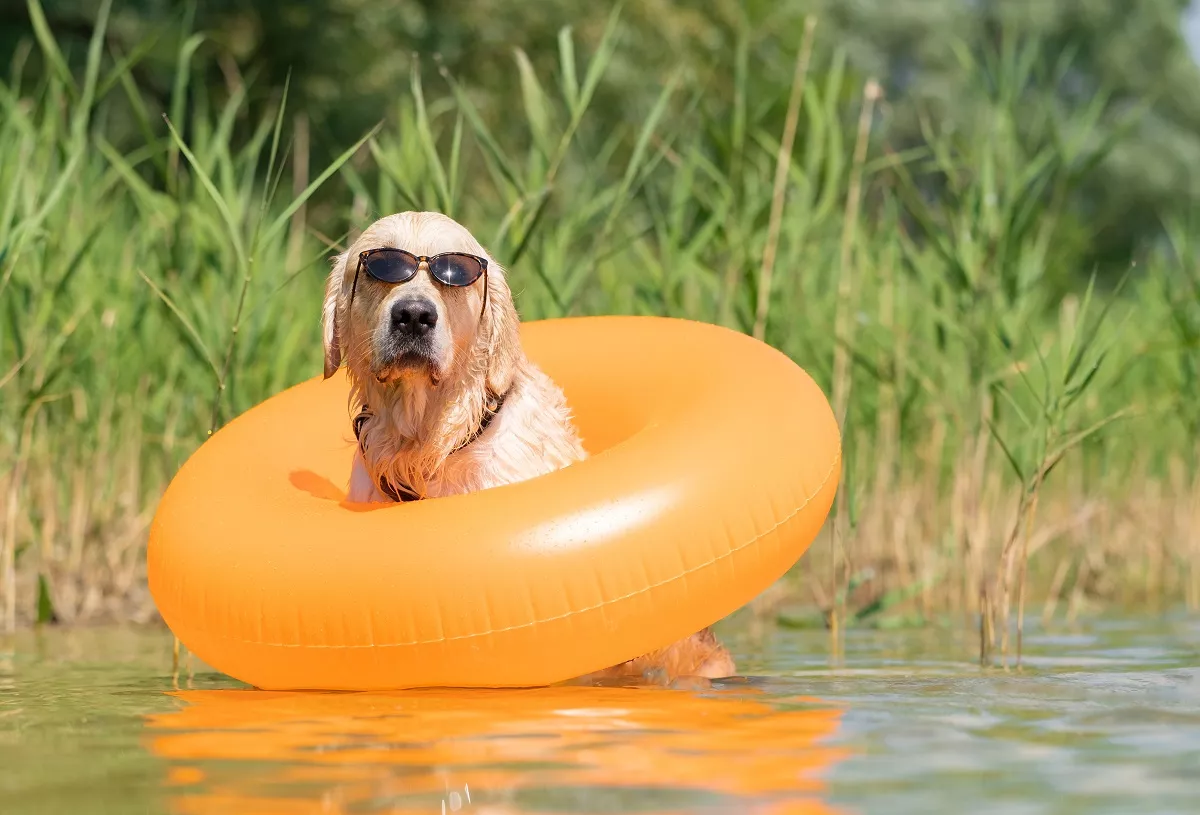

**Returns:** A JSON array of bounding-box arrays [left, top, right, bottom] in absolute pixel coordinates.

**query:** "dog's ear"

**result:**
[[483, 264, 522, 394], [322, 250, 349, 379]]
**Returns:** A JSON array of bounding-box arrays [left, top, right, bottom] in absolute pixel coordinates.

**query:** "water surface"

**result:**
[[2, 614, 1197, 814]]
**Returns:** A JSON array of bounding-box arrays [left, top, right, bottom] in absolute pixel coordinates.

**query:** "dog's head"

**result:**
[[322, 212, 521, 396]]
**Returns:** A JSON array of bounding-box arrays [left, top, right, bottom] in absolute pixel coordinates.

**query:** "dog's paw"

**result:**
[[694, 649, 736, 680], [667, 674, 715, 691]]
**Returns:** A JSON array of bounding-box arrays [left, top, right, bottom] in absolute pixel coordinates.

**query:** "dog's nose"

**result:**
[[390, 297, 438, 337]]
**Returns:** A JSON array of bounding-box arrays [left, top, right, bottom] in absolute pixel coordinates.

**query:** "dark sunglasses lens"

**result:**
[[429, 254, 484, 287], [362, 250, 418, 284]]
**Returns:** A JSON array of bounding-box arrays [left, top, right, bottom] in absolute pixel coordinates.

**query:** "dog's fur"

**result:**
[[322, 211, 735, 683]]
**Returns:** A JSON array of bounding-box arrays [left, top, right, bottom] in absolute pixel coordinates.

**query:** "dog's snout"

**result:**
[[390, 297, 438, 337]]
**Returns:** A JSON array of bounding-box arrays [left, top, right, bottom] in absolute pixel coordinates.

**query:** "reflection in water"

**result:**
[[144, 685, 850, 814]]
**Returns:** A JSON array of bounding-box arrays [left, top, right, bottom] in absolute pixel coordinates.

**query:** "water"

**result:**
[[2, 614, 1198, 814]]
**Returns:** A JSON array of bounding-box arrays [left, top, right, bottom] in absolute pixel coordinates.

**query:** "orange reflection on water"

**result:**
[[145, 685, 851, 815]]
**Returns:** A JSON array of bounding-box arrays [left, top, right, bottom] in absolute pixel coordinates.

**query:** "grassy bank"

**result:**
[[1, 7, 1197, 663]]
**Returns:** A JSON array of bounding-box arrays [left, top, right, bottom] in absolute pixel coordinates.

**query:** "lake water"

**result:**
[[2, 614, 1198, 814]]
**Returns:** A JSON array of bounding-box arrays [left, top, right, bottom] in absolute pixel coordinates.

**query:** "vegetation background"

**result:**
[[1, 0, 1197, 664]]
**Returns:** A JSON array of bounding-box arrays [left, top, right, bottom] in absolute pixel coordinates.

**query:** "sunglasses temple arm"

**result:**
[[346, 264, 362, 357], [480, 267, 489, 321], [349, 265, 361, 310]]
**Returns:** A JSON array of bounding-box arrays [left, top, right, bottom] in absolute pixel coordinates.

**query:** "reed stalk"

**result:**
[[828, 79, 880, 643], [753, 15, 817, 342]]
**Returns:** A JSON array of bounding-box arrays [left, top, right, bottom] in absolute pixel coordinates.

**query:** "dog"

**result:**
[[320, 211, 735, 683]]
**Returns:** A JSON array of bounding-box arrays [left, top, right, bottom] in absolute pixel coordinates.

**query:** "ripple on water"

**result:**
[[1, 614, 1198, 815]]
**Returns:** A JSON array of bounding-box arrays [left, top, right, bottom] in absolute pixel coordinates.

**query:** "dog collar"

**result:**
[[352, 389, 509, 502]]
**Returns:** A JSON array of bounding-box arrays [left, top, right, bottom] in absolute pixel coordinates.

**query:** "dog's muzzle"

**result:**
[[375, 295, 441, 380]]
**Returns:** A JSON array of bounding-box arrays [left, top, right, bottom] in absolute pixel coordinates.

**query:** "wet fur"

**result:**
[[322, 211, 735, 683]]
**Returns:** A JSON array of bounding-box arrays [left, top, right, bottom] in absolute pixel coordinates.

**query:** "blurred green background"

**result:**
[[1, 0, 1198, 647], [10, 0, 1200, 270]]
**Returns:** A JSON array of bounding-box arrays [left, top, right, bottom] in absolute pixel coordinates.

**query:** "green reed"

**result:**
[[1, 5, 1195, 640]]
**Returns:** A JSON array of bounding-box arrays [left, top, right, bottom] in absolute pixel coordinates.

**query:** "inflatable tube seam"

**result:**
[[215, 448, 841, 650]]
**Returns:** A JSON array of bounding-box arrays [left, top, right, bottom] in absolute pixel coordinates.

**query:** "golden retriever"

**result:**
[[321, 211, 735, 683]]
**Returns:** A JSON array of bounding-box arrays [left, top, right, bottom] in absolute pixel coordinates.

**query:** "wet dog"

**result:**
[[321, 211, 735, 682]]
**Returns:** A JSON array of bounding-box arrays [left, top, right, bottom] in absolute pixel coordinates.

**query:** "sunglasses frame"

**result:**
[[349, 247, 490, 318]]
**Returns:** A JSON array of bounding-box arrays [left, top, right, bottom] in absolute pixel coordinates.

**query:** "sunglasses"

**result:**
[[351, 248, 490, 314]]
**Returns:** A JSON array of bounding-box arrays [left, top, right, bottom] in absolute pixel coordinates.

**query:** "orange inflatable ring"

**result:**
[[148, 316, 841, 690]]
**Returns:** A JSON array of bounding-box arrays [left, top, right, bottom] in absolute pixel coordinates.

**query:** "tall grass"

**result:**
[[1, 7, 1197, 657], [0, 0, 361, 629]]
